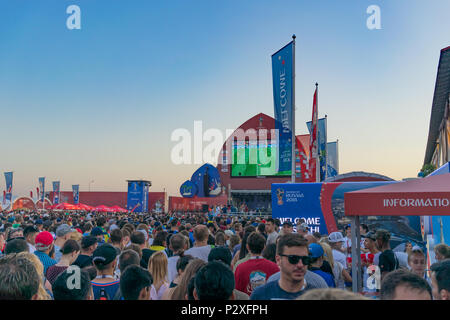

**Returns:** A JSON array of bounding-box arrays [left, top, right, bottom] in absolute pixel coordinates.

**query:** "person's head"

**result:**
[[148, 251, 168, 285], [246, 231, 266, 255], [176, 254, 194, 277], [319, 242, 335, 269], [214, 232, 226, 246], [152, 231, 168, 247], [380, 269, 432, 300], [360, 224, 369, 235], [52, 267, 93, 300], [92, 244, 118, 274], [327, 231, 344, 250], [23, 225, 39, 245], [128, 243, 142, 259], [434, 243, 450, 261], [407, 247, 426, 277], [34, 231, 54, 254], [4, 238, 29, 255], [56, 224, 73, 241], [265, 218, 275, 234], [404, 242, 413, 253], [262, 243, 277, 263], [193, 261, 235, 300], [229, 234, 240, 251], [282, 221, 293, 235], [130, 231, 146, 247], [16, 252, 51, 300], [170, 233, 188, 254], [120, 265, 153, 300], [305, 234, 317, 245], [90, 227, 105, 244], [208, 246, 232, 266], [81, 235, 98, 255], [276, 233, 309, 284], [7, 227, 23, 240], [60, 239, 81, 264], [430, 259, 450, 300], [118, 249, 141, 273], [207, 222, 215, 234], [193, 225, 209, 243], [298, 288, 369, 300], [308, 243, 325, 268], [110, 228, 123, 245], [375, 229, 391, 250], [82, 222, 93, 234], [0, 253, 40, 300], [362, 231, 377, 250], [344, 225, 351, 237], [257, 223, 266, 235], [239, 225, 256, 260], [296, 222, 309, 236], [171, 258, 206, 300]]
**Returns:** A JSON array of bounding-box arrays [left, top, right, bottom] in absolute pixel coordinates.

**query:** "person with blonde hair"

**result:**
[[148, 251, 169, 300], [320, 241, 351, 289], [17, 252, 52, 300], [434, 243, 450, 262], [69, 231, 83, 242], [169, 258, 206, 300]]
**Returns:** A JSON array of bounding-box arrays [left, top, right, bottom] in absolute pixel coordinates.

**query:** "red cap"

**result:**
[[35, 231, 54, 248], [76, 228, 82, 234]]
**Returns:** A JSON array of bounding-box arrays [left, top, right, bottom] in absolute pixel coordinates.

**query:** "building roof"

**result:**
[[424, 47, 450, 165]]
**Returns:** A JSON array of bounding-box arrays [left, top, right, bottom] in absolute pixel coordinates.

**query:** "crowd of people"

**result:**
[[0, 208, 449, 300]]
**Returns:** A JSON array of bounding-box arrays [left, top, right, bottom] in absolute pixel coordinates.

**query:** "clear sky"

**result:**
[[1, 0, 449, 197]]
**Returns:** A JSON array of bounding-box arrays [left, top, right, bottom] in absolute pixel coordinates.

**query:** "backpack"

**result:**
[[98, 287, 111, 300]]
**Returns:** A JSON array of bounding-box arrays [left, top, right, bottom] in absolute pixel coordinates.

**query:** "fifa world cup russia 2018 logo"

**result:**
[[276, 188, 284, 205]]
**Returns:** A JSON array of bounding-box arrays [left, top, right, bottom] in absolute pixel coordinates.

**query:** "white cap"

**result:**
[[224, 230, 234, 237], [328, 232, 345, 243]]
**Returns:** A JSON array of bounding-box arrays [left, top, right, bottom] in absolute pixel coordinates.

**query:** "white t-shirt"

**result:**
[[266, 231, 278, 246], [332, 249, 347, 269], [362, 252, 381, 292], [167, 255, 180, 283], [394, 252, 409, 268], [333, 261, 346, 289], [28, 242, 36, 253], [185, 245, 212, 263]]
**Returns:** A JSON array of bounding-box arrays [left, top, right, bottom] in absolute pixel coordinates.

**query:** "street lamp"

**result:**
[[89, 180, 94, 192]]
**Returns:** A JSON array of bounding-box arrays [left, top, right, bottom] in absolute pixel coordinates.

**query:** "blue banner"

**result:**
[[272, 41, 294, 173], [307, 117, 327, 181], [180, 180, 197, 198], [72, 184, 79, 204], [327, 141, 339, 178], [53, 181, 60, 204], [4, 172, 13, 201], [126, 181, 150, 213], [38, 177, 45, 201]]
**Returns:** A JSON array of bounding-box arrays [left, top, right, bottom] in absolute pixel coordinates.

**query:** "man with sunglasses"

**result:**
[[250, 233, 316, 300]]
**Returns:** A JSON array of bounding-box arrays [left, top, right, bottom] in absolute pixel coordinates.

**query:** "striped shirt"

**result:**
[[34, 250, 57, 276]]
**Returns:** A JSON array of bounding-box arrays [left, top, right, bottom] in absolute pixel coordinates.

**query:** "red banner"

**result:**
[[308, 86, 318, 182]]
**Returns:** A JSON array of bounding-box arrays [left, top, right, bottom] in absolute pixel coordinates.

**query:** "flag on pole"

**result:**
[[53, 181, 61, 204], [272, 40, 294, 174], [38, 177, 45, 201], [307, 117, 328, 181], [30, 191, 33, 198], [2, 191, 5, 205], [327, 141, 339, 178], [72, 185, 79, 204], [308, 85, 319, 182], [4, 172, 13, 201]]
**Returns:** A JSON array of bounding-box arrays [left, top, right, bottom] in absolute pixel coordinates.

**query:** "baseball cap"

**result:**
[[35, 219, 43, 225], [282, 220, 293, 227], [224, 230, 234, 237], [56, 224, 74, 237], [7, 217, 14, 223], [35, 231, 54, 251], [91, 227, 104, 237], [298, 222, 309, 231], [362, 231, 376, 241], [328, 231, 345, 243], [309, 243, 324, 258], [92, 244, 117, 266], [43, 220, 52, 227]]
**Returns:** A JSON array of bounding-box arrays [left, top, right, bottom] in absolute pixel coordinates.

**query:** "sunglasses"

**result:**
[[279, 254, 311, 265]]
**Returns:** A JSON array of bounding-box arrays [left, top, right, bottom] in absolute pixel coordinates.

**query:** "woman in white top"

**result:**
[[148, 251, 169, 300]]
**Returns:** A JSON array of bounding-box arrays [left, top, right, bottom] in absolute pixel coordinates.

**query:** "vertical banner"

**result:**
[[297, 138, 310, 182], [53, 181, 61, 204], [272, 41, 294, 174], [72, 184, 79, 204], [327, 141, 339, 178], [307, 117, 327, 181], [2, 191, 6, 205], [38, 177, 45, 201], [4, 172, 13, 201], [308, 86, 319, 182]]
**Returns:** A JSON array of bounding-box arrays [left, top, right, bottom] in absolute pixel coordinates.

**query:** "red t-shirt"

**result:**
[[234, 257, 279, 296]]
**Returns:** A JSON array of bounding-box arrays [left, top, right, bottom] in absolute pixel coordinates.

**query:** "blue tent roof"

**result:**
[[429, 162, 450, 176]]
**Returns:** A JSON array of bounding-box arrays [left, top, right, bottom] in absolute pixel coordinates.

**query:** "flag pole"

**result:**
[[315, 83, 319, 182], [291, 34, 296, 183]]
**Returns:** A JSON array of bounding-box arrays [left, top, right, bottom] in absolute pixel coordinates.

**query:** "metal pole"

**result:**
[[351, 215, 362, 293], [291, 34, 296, 183]]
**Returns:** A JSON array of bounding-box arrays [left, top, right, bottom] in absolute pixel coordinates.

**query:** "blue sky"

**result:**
[[1, 0, 449, 197]]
